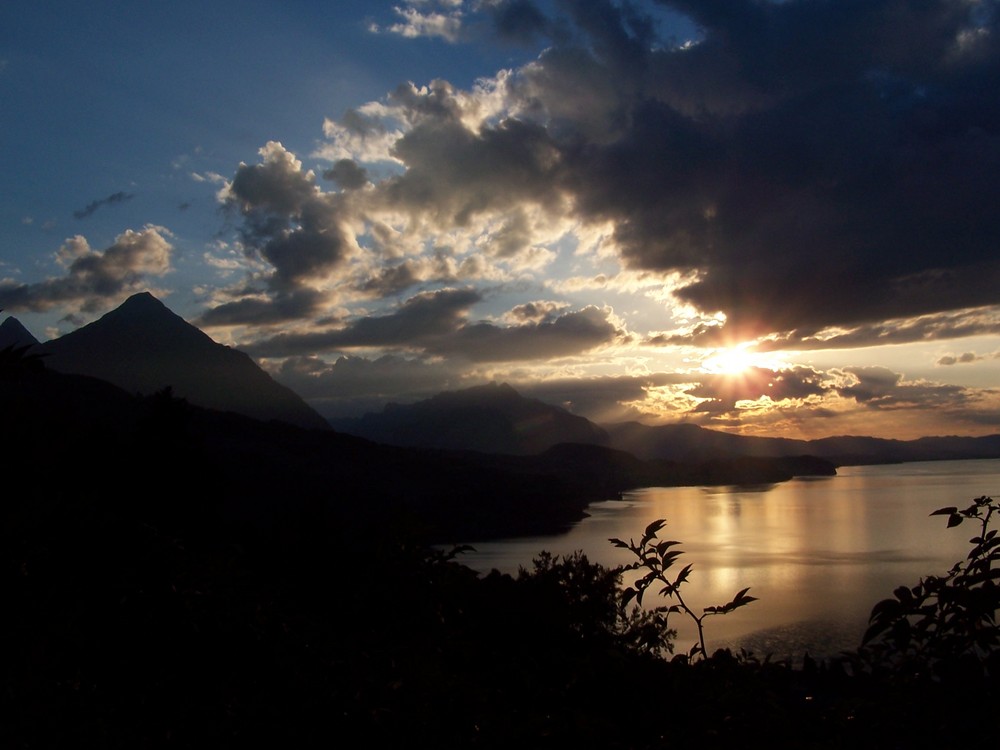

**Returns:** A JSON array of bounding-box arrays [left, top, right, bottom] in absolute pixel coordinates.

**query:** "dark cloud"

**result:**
[[489, 0, 553, 45], [245, 287, 482, 357], [507, 300, 568, 323], [400, 0, 1000, 344], [322, 159, 369, 190], [270, 354, 463, 419], [73, 191, 134, 219], [196, 287, 329, 327], [427, 305, 623, 361], [755, 307, 1000, 351], [223, 142, 351, 293], [382, 107, 563, 226], [937, 351, 982, 366], [0, 227, 171, 313], [837, 366, 969, 409]]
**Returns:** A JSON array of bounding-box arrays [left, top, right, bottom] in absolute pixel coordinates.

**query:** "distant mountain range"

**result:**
[[330, 382, 608, 455], [333, 382, 1000, 466], [7, 292, 999, 468], [3, 291, 996, 543]]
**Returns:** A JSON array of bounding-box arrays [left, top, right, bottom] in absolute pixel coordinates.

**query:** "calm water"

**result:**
[[460, 459, 1000, 662]]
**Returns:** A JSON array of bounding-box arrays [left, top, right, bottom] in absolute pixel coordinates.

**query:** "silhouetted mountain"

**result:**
[[37, 292, 329, 431], [603, 420, 1000, 466], [0, 315, 40, 349], [1, 362, 610, 543], [604, 421, 809, 461], [330, 382, 609, 455], [333, 384, 998, 465]]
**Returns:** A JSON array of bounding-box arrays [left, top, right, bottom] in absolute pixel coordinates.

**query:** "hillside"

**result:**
[[330, 384, 1000, 466], [34, 292, 329, 431], [330, 381, 609, 455]]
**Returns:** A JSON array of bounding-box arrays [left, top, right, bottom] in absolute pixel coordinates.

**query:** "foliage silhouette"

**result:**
[[858, 495, 1000, 680], [0, 342, 47, 381], [3, 339, 998, 747], [611, 518, 758, 660]]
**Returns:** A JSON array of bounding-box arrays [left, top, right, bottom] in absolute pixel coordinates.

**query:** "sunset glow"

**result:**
[[2, 0, 999, 441]]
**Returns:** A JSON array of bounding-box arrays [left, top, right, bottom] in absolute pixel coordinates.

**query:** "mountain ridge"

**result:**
[[28, 292, 329, 431], [334, 386, 1000, 466]]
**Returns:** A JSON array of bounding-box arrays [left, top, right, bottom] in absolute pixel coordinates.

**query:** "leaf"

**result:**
[[641, 519, 667, 544], [948, 513, 964, 528], [868, 597, 902, 622], [674, 563, 693, 586], [931, 506, 958, 517]]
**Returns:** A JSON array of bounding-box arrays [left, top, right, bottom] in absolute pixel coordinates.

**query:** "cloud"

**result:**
[[837, 366, 969, 410], [370, 2, 465, 42], [222, 141, 355, 292], [488, 0, 553, 45], [269, 353, 465, 418], [244, 287, 482, 357], [0, 227, 172, 313], [322, 159, 369, 190], [937, 351, 983, 366], [755, 307, 1000, 351], [329, 0, 1000, 346], [73, 191, 134, 219], [685, 365, 831, 415], [426, 305, 624, 361]]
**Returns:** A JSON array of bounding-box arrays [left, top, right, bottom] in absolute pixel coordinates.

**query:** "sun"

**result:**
[[702, 343, 774, 375]]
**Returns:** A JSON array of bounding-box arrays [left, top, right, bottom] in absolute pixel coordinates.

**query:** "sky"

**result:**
[[3, 0, 1000, 440]]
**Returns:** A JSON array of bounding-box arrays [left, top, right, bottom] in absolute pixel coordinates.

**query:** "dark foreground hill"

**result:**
[[3, 353, 995, 748], [2, 358, 833, 545]]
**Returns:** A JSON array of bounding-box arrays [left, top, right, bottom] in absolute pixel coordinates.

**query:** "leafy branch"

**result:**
[[860, 495, 1000, 677], [610, 518, 757, 661]]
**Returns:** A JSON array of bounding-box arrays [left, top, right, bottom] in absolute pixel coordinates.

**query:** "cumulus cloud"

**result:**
[[319, 0, 1000, 346], [322, 159, 369, 190], [0, 227, 173, 313], [222, 141, 355, 290], [184, 1, 1000, 434]]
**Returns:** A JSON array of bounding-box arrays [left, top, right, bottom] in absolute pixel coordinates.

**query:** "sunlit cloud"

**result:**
[[0, 226, 173, 315], [370, 2, 466, 42]]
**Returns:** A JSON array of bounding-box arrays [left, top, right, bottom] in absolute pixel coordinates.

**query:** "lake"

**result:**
[[458, 458, 1000, 662]]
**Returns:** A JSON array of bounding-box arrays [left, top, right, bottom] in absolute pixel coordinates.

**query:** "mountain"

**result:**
[[0, 315, 40, 349], [333, 382, 999, 466], [602, 421, 1000, 465], [37, 292, 329, 431], [330, 382, 609, 455], [2, 362, 618, 543], [602, 421, 805, 462]]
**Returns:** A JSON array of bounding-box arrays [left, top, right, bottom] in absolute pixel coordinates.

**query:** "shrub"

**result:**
[[858, 495, 1000, 680]]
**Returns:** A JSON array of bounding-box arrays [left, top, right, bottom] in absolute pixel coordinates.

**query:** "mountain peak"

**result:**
[[40, 293, 329, 430], [119, 290, 167, 311], [333, 382, 609, 454], [0, 316, 40, 349]]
